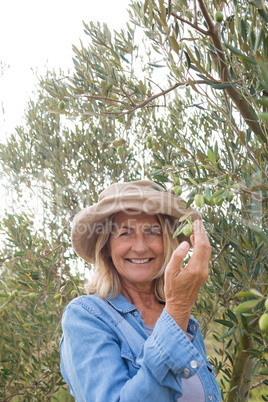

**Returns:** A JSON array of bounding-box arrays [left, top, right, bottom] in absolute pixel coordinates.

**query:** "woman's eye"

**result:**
[[148, 231, 162, 236], [119, 232, 129, 237]]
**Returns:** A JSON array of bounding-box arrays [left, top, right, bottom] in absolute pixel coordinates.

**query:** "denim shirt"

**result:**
[[60, 294, 221, 402]]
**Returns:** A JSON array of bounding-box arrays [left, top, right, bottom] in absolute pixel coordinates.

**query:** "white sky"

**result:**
[[0, 0, 130, 139]]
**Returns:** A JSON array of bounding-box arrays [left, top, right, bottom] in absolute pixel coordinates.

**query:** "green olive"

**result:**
[[29, 293, 36, 301], [226, 190, 234, 202], [265, 298, 268, 311], [215, 11, 223, 23], [194, 194, 205, 208], [259, 313, 268, 331], [174, 185, 182, 196], [146, 135, 153, 142], [182, 223, 193, 237], [58, 101, 65, 110], [117, 146, 124, 155], [36, 246, 43, 253], [147, 141, 153, 149]]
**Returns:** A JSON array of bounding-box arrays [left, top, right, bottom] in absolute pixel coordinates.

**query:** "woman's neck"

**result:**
[[121, 281, 156, 307], [120, 282, 164, 326]]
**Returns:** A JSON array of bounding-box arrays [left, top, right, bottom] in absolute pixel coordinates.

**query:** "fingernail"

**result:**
[[180, 241, 189, 250]]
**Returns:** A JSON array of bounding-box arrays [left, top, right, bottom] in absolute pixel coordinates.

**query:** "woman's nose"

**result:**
[[131, 234, 149, 253]]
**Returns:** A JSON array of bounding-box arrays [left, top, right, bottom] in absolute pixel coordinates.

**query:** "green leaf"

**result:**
[[169, 36, 180, 54], [184, 51, 191, 69], [226, 309, 239, 324], [144, 0, 149, 13], [207, 149, 216, 163], [214, 319, 234, 328], [248, 289, 264, 298], [210, 82, 232, 89], [259, 61, 268, 91], [258, 112, 268, 122], [148, 63, 166, 68], [178, 210, 194, 222], [248, 223, 268, 243], [235, 299, 261, 313], [220, 326, 236, 339], [222, 37, 257, 65], [240, 18, 247, 41], [153, 174, 170, 183], [173, 224, 183, 238], [258, 8, 268, 23], [259, 367, 268, 375], [235, 291, 261, 298], [212, 188, 225, 198], [150, 184, 164, 192]]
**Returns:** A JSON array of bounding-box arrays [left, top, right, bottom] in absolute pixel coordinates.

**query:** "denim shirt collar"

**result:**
[[107, 293, 137, 313], [107, 294, 199, 337]]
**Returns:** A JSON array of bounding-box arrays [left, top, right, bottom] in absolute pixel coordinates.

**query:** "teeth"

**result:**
[[128, 258, 150, 264]]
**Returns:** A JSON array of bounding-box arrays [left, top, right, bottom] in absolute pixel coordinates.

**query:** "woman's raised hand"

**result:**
[[164, 220, 211, 332]]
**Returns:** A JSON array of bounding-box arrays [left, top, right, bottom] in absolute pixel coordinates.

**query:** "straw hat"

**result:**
[[71, 180, 201, 263]]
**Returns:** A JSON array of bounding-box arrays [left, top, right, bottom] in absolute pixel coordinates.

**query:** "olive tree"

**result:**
[[0, 0, 267, 400], [0, 71, 142, 400]]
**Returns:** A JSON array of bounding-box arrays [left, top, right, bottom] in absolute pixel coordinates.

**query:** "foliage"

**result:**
[[0, 0, 268, 400]]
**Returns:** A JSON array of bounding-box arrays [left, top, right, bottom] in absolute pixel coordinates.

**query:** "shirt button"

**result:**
[[190, 325, 196, 331], [208, 395, 212, 400], [190, 360, 198, 369], [183, 368, 190, 375], [133, 311, 139, 316]]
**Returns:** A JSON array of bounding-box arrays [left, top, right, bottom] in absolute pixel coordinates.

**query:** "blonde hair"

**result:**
[[85, 214, 180, 301]]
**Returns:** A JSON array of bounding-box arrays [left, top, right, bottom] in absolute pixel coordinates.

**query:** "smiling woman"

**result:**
[[60, 180, 221, 401]]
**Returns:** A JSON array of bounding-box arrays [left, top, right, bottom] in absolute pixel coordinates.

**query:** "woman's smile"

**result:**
[[126, 258, 153, 264]]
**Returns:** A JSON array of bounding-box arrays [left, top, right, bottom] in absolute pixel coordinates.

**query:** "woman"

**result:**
[[60, 180, 221, 401]]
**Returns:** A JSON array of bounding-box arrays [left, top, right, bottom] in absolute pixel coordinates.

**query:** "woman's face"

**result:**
[[109, 211, 164, 289]]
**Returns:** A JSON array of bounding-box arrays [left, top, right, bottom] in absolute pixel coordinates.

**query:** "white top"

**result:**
[[144, 324, 206, 401]]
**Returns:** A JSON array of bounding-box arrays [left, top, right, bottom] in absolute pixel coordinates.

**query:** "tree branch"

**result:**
[[250, 379, 267, 391], [116, 80, 205, 118], [120, 86, 137, 107], [57, 248, 65, 292], [197, 0, 268, 146], [171, 12, 210, 36], [83, 94, 128, 106], [197, 0, 215, 32]]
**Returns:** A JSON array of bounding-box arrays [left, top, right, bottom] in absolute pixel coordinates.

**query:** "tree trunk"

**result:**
[[240, 358, 255, 401], [226, 332, 253, 402]]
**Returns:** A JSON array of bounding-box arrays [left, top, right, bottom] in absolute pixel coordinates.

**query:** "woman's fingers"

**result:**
[[191, 220, 211, 264], [164, 220, 211, 328], [165, 241, 190, 275], [190, 233, 195, 248]]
